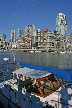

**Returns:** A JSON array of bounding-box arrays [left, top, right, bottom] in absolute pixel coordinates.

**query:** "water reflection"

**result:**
[[15, 52, 72, 69]]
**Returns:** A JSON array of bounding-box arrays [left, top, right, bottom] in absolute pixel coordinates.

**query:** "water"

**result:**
[[15, 51, 72, 68], [0, 51, 72, 82], [0, 51, 72, 107]]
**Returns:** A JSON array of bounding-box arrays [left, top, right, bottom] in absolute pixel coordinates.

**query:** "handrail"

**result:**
[[51, 100, 72, 107]]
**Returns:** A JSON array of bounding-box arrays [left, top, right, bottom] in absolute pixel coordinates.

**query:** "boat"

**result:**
[[59, 51, 66, 54], [35, 50, 39, 52], [30, 50, 35, 53], [35, 50, 41, 53], [0, 63, 72, 108]]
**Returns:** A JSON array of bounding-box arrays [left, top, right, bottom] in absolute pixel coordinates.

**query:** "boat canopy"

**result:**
[[12, 67, 50, 78], [20, 62, 72, 82]]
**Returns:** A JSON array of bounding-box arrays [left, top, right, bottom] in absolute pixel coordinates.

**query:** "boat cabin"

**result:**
[[12, 67, 61, 98]]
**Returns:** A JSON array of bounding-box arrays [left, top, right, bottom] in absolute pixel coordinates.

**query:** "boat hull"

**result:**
[[0, 91, 21, 108]]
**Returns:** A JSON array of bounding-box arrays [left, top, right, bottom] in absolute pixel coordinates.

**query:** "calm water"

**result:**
[[0, 51, 72, 82]]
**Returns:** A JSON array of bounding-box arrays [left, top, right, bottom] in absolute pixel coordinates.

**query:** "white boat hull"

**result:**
[[30, 51, 34, 53], [60, 51, 66, 54]]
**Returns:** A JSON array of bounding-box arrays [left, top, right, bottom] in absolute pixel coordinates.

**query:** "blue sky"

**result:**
[[0, 0, 72, 41]]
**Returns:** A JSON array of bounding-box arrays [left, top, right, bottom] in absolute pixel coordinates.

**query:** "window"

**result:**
[[27, 84, 40, 94], [48, 74, 60, 89], [38, 79, 52, 95]]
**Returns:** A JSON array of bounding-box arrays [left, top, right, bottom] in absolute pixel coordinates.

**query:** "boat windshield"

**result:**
[[38, 74, 61, 96], [48, 74, 60, 89]]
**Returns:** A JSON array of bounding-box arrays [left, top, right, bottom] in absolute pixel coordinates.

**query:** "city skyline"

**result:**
[[0, 0, 72, 41]]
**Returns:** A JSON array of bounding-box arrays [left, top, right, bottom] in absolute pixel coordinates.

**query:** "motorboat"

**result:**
[[59, 51, 66, 54], [35, 50, 41, 53], [30, 50, 35, 53], [0, 63, 72, 108]]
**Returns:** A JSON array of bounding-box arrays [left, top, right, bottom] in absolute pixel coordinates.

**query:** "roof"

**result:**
[[12, 67, 50, 78]]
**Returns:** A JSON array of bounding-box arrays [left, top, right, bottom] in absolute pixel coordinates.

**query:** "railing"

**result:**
[[51, 100, 72, 107]]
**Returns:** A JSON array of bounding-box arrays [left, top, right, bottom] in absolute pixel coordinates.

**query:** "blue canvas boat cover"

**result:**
[[20, 62, 72, 82]]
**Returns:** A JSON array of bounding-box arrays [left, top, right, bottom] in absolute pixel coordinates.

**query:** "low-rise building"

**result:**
[[66, 33, 72, 51]]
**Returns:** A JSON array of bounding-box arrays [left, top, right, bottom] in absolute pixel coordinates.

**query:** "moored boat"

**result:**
[[30, 50, 35, 53], [0, 63, 72, 108]]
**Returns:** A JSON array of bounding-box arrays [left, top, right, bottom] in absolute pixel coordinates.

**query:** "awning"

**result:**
[[12, 67, 50, 78], [20, 62, 72, 82]]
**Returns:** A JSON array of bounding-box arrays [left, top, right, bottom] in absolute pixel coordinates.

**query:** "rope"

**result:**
[[11, 0, 21, 30]]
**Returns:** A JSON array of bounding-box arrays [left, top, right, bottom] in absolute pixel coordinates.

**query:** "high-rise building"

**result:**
[[1, 34, 6, 41], [36, 29, 43, 48], [11, 30, 16, 42], [66, 33, 72, 50], [24, 24, 36, 48], [18, 28, 24, 39], [0, 34, 6, 49], [24, 24, 35, 36], [56, 13, 67, 36]]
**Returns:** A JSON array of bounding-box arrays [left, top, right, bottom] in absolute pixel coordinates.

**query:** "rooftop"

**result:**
[[12, 67, 51, 78]]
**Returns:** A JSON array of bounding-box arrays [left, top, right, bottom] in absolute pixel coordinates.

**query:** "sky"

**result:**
[[0, 0, 72, 41]]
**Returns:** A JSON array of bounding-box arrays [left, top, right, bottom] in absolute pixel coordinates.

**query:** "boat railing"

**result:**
[[51, 99, 72, 107]]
